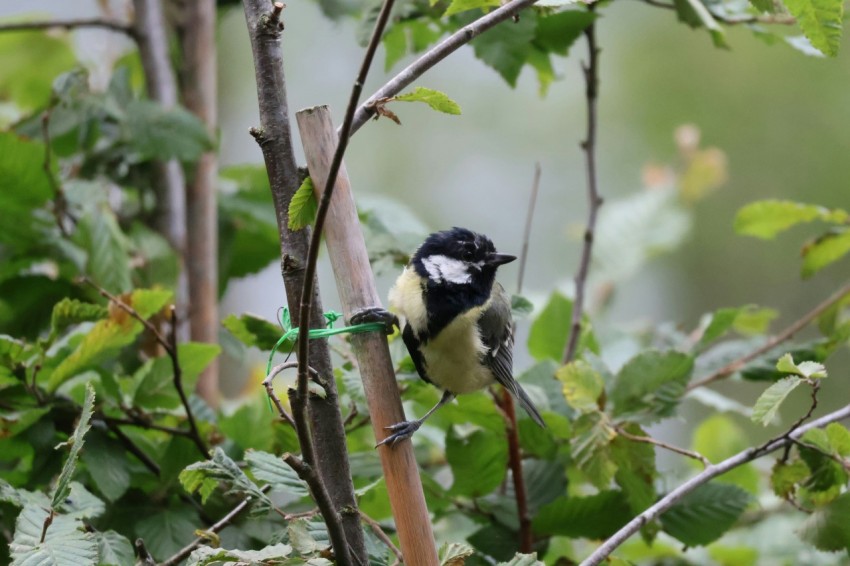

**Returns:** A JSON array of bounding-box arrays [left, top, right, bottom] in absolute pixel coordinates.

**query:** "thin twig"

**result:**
[[360, 511, 403, 565], [81, 278, 208, 458], [169, 306, 209, 458], [263, 361, 319, 427], [517, 162, 541, 295], [579, 402, 850, 566], [790, 438, 850, 472], [639, 0, 796, 25], [0, 18, 135, 37], [41, 111, 71, 238], [159, 494, 255, 566], [686, 280, 850, 392], [497, 390, 533, 553], [563, 11, 602, 365], [615, 426, 710, 467], [98, 415, 193, 437], [284, 453, 353, 566], [756, 379, 820, 456], [349, 0, 540, 135]]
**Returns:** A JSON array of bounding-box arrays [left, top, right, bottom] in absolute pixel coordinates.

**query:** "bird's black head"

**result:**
[[411, 227, 516, 289]]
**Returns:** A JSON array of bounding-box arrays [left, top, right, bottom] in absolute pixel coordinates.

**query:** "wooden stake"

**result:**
[[297, 105, 439, 566]]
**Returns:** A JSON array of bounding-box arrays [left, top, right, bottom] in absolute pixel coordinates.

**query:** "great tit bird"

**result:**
[[379, 227, 546, 447]]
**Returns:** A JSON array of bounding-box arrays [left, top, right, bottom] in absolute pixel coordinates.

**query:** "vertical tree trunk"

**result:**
[[177, 0, 220, 405], [241, 3, 367, 561]]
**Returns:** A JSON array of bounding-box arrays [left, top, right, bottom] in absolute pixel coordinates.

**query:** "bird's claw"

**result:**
[[375, 420, 421, 448], [350, 307, 399, 335]]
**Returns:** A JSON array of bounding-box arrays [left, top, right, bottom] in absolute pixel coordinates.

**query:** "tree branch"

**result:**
[[497, 390, 533, 552], [615, 426, 710, 467], [686, 280, 850, 392], [0, 18, 135, 37], [360, 511, 403, 565], [563, 12, 602, 365], [349, 0, 540, 135], [579, 402, 850, 566], [517, 163, 541, 295], [639, 0, 796, 25]]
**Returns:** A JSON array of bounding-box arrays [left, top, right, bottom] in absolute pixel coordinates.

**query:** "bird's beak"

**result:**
[[486, 253, 517, 266]]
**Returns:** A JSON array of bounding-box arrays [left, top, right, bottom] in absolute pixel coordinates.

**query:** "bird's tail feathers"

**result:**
[[512, 382, 546, 428]]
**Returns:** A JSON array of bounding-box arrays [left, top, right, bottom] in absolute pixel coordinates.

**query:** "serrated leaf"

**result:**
[[51, 382, 95, 508], [751, 376, 804, 426], [395, 87, 461, 115], [611, 424, 658, 518], [76, 210, 132, 294], [0, 133, 56, 246], [123, 99, 213, 162], [571, 411, 616, 489], [446, 427, 507, 497], [533, 490, 631, 538], [776, 353, 827, 378], [9, 504, 97, 566], [245, 450, 309, 497], [526, 291, 598, 361], [611, 350, 693, 420], [61, 482, 105, 519], [444, 0, 500, 16], [135, 507, 197, 561], [50, 299, 108, 337], [734, 199, 848, 239], [220, 399, 276, 452], [288, 176, 318, 230], [221, 313, 284, 350], [440, 541, 475, 565], [97, 530, 134, 566], [132, 342, 220, 409], [81, 431, 130, 502], [692, 414, 759, 493], [497, 554, 545, 566], [186, 543, 293, 566], [799, 428, 848, 499], [771, 459, 810, 498], [798, 492, 850, 552], [180, 447, 271, 515], [471, 13, 537, 87], [534, 10, 596, 55], [825, 423, 850, 456], [556, 360, 603, 412], [802, 228, 850, 278], [784, 0, 843, 56], [660, 482, 751, 546]]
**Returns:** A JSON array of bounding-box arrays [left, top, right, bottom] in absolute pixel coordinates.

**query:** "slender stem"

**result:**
[[159, 494, 256, 566], [579, 402, 850, 566], [284, 454, 353, 566], [98, 415, 193, 437], [639, 0, 796, 25], [563, 13, 602, 365], [0, 18, 135, 37], [498, 390, 532, 552], [360, 511, 404, 564], [517, 163, 541, 295], [686, 280, 850, 392], [41, 111, 71, 238], [615, 426, 710, 467], [349, 0, 540, 135], [295, 0, 396, 423]]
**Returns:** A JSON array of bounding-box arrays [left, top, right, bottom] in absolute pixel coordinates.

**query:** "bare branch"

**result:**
[[0, 18, 135, 36], [98, 415, 193, 437], [360, 511, 403, 564], [563, 12, 602, 365], [579, 402, 850, 566], [615, 426, 710, 467], [349, 0, 540, 135], [638, 0, 796, 24], [687, 280, 850, 392], [517, 163, 541, 295]]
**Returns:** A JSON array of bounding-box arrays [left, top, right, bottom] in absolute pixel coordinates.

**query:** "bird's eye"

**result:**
[[462, 248, 474, 261]]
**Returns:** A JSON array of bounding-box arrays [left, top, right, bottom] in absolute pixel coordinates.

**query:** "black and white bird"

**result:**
[[379, 227, 546, 447]]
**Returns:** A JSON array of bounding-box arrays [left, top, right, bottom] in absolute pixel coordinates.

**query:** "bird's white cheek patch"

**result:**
[[422, 255, 471, 284]]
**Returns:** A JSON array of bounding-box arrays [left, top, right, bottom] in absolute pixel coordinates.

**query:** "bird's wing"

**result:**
[[480, 285, 546, 427], [402, 323, 433, 386]]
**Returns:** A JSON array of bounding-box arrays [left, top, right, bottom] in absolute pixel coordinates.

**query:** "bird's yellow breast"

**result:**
[[388, 267, 495, 394]]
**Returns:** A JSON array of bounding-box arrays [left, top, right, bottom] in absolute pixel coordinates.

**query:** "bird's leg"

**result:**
[[349, 307, 399, 335], [376, 390, 455, 448]]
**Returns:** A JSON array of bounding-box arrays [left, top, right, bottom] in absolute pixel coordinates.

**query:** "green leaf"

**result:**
[[221, 313, 284, 350], [395, 87, 461, 115], [81, 431, 130, 502], [799, 428, 847, 500], [61, 482, 105, 519], [135, 507, 197, 561], [383, 24, 407, 71], [50, 299, 107, 337], [751, 376, 804, 426], [660, 482, 751, 546], [699, 305, 778, 347], [444, 0, 500, 16], [497, 554, 545, 566], [784, 0, 843, 56], [571, 411, 616, 489], [771, 459, 810, 498], [673, 0, 728, 47], [219, 399, 276, 453], [179, 447, 271, 515], [9, 504, 97, 566], [734, 199, 848, 239], [446, 427, 507, 497], [534, 10, 596, 55], [245, 450, 309, 497], [1, 407, 49, 439], [707, 545, 758, 566], [439, 541, 475, 565], [186, 543, 294, 565], [533, 490, 631, 539], [799, 492, 850, 552], [0, 31, 76, 109], [0, 133, 55, 247], [750, 0, 777, 12], [527, 291, 571, 361], [468, 523, 518, 561], [611, 424, 658, 518], [288, 176, 318, 230], [692, 414, 759, 493], [556, 360, 603, 412], [97, 530, 134, 566], [51, 382, 95, 508], [775, 353, 827, 378], [75, 209, 132, 293], [471, 13, 537, 87], [825, 423, 850, 456], [132, 342, 219, 409], [123, 99, 213, 162], [802, 228, 850, 278], [510, 294, 533, 319], [611, 350, 693, 420]]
